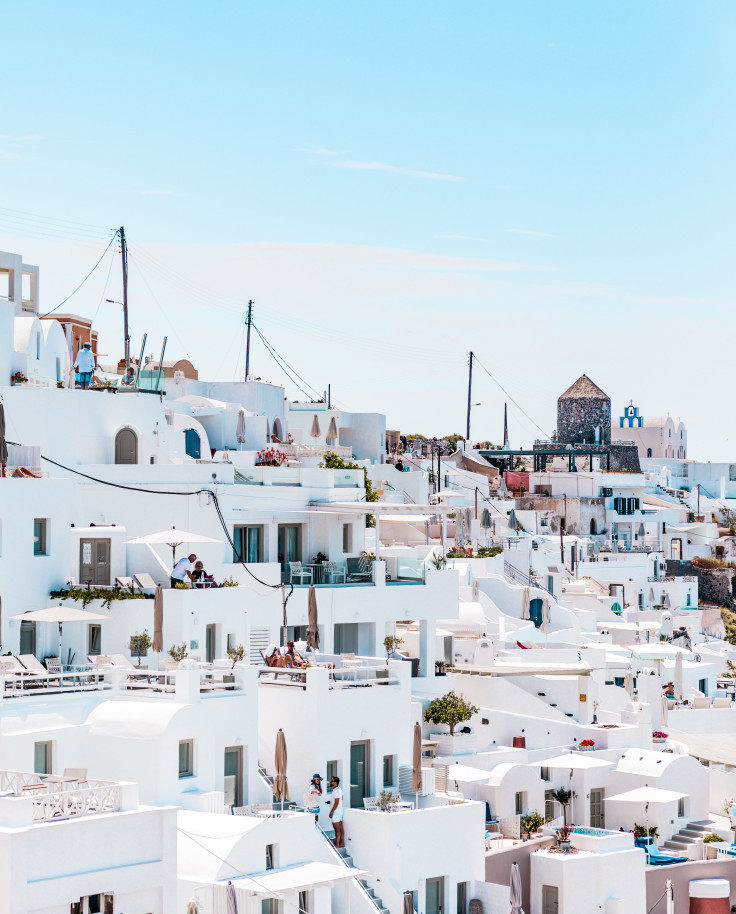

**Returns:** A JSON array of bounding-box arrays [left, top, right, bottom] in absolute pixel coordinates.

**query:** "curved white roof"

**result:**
[[615, 748, 688, 777], [87, 700, 187, 738], [13, 314, 40, 353]]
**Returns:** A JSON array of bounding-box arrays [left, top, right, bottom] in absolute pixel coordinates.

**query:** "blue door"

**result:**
[[184, 429, 201, 459], [529, 598, 543, 628]]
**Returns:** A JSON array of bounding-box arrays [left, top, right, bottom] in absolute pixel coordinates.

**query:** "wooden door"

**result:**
[[115, 428, 137, 464]]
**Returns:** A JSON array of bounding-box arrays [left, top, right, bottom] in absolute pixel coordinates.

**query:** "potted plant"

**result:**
[[222, 576, 240, 587], [551, 788, 573, 825], [424, 690, 479, 754], [11, 371, 27, 385], [168, 642, 189, 663], [430, 554, 447, 570], [129, 630, 152, 667], [435, 660, 447, 676], [703, 834, 725, 859], [579, 739, 595, 751], [383, 634, 404, 659], [227, 644, 246, 667], [377, 790, 400, 812], [652, 730, 668, 743], [521, 810, 544, 840], [557, 824, 573, 852]]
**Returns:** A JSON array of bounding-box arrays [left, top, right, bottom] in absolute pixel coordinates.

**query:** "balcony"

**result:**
[[0, 771, 132, 823], [257, 659, 402, 690], [235, 466, 363, 487]]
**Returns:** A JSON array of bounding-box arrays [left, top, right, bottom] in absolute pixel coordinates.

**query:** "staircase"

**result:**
[[663, 820, 713, 856], [316, 824, 389, 914]]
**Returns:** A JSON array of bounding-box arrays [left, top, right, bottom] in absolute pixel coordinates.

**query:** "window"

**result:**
[[647, 448, 652, 458], [299, 891, 310, 914], [178, 739, 193, 778], [71, 894, 114, 914], [277, 525, 301, 570], [343, 523, 352, 553], [262, 900, 279, 914], [88, 624, 101, 656], [20, 621, 36, 655], [383, 754, 395, 787], [698, 678, 708, 697], [227, 633, 236, 652], [55, 356, 61, 382], [33, 518, 48, 555], [456, 883, 468, 914], [540, 767, 551, 782], [515, 791, 525, 815], [677, 797, 685, 818], [36, 331, 41, 359], [266, 843, 275, 870], [326, 760, 338, 789], [544, 790, 556, 821], [233, 525, 263, 563], [686, 593, 691, 606], [34, 741, 52, 774]]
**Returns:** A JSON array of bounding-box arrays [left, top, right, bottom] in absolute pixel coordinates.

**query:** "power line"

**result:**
[[39, 233, 120, 318], [252, 323, 319, 401], [472, 354, 550, 439]]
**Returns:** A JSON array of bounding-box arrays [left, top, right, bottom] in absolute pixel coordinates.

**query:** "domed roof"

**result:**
[[558, 374, 609, 402]]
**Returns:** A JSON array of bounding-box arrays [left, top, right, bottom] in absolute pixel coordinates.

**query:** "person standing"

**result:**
[[329, 775, 345, 848], [307, 774, 322, 823], [171, 553, 197, 589], [73, 342, 96, 390]]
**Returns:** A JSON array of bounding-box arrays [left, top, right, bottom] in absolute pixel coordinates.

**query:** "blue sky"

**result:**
[[1, 2, 734, 456]]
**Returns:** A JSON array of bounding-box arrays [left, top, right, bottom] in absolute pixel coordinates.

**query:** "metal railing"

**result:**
[[0, 772, 121, 822]]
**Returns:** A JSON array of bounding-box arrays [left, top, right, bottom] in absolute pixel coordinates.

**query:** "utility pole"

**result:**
[[119, 227, 130, 368], [466, 351, 474, 442], [328, 384, 331, 409], [244, 299, 254, 381]]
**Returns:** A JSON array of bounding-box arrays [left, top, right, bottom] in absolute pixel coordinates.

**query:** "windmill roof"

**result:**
[[558, 375, 610, 401]]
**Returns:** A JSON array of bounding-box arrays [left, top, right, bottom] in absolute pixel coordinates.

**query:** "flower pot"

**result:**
[[579, 746, 594, 751], [559, 841, 571, 851], [431, 732, 476, 756], [652, 737, 666, 744]]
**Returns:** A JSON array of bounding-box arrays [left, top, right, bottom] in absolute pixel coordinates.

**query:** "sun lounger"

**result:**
[[713, 697, 731, 708], [635, 837, 689, 865], [17, 655, 59, 686], [692, 698, 711, 709], [132, 572, 158, 591], [115, 576, 139, 592]]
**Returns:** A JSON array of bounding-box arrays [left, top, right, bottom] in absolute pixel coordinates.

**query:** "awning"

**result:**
[[224, 861, 366, 895], [308, 502, 457, 516], [605, 787, 686, 804]]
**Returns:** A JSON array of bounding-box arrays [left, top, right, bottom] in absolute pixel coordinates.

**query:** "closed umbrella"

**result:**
[[153, 586, 164, 653], [662, 592, 671, 608], [0, 400, 7, 472], [412, 723, 423, 793], [481, 508, 491, 528], [326, 416, 338, 443], [273, 729, 289, 804], [306, 586, 320, 650], [674, 651, 683, 700], [624, 671, 634, 699], [226, 881, 238, 914], [540, 597, 550, 635], [510, 861, 524, 914], [660, 688, 669, 727], [236, 409, 247, 445], [472, 579, 479, 600], [186, 901, 199, 914], [521, 588, 530, 621], [310, 414, 321, 438], [11, 604, 108, 662], [403, 893, 414, 914], [648, 588, 656, 605], [508, 509, 517, 530]]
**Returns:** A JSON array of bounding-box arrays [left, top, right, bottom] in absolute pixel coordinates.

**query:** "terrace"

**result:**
[[0, 770, 136, 824]]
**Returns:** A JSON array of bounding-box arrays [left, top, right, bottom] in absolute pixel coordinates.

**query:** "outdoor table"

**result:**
[[306, 563, 325, 584]]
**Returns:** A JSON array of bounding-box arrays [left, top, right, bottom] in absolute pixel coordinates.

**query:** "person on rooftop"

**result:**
[[73, 342, 96, 390], [285, 640, 304, 668], [120, 366, 136, 387], [265, 644, 289, 668], [191, 560, 215, 588], [171, 553, 197, 589]]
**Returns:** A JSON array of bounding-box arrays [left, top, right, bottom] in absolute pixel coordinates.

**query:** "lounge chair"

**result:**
[[346, 556, 372, 583], [692, 698, 711, 709], [322, 561, 346, 584], [713, 696, 731, 708], [232, 806, 252, 816], [17, 655, 59, 686], [64, 768, 88, 786], [132, 572, 158, 591], [634, 837, 689, 865], [115, 576, 139, 592], [108, 653, 137, 669]]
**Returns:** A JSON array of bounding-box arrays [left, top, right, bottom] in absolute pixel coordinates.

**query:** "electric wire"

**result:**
[[253, 322, 323, 399], [39, 232, 120, 318], [252, 323, 317, 401], [472, 354, 550, 439]]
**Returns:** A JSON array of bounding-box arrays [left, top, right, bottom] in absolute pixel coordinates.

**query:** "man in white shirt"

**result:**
[[171, 553, 197, 589], [73, 342, 96, 389], [329, 775, 345, 848]]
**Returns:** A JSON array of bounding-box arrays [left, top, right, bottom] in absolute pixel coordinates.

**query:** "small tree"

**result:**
[[129, 630, 152, 667], [551, 787, 573, 825], [423, 691, 479, 736], [168, 642, 189, 662], [227, 644, 246, 667], [521, 810, 544, 837], [383, 635, 404, 658]]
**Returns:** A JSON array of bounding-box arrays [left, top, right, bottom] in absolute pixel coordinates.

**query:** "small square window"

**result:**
[[179, 739, 193, 778], [540, 767, 550, 782], [34, 519, 48, 556], [34, 741, 52, 774], [326, 760, 338, 790], [266, 843, 275, 870]]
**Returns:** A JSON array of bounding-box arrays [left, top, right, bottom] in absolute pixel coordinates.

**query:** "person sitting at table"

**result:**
[[191, 561, 216, 588], [284, 640, 304, 668]]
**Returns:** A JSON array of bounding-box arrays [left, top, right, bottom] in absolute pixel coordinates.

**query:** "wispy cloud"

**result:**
[[0, 134, 45, 141], [438, 234, 490, 242], [330, 160, 463, 182], [0, 150, 21, 161], [508, 228, 553, 237], [138, 190, 176, 196], [296, 146, 344, 156]]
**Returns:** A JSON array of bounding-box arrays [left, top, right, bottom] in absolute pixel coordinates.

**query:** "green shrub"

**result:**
[[50, 586, 150, 611], [703, 833, 725, 843]]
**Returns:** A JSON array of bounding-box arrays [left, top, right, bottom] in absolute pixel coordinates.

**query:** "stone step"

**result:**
[[663, 840, 691, 851], [681, 828, 706, 839], [686, 821, 713, 832]]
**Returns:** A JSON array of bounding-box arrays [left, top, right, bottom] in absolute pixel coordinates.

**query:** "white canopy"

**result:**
[[11, 604, 108, 660], [605, 786, 687, 804], [227, 861, 366, 894], [127, 526, 223, 562]]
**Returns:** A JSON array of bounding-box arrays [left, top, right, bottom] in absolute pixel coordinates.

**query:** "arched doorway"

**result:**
[[272, 418, 283, 442], [184, 429, 201, 459], [115, 428, 138, 465], [671, 538, 682, 560], [647, 448, 652, 458], [529, 598, 543, 628], [590, 518, 597, 535]]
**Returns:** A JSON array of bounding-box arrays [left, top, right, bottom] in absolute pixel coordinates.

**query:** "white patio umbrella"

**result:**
[[520, 588, 530, 621], [674, 651, 684, 700], [660, 688, 669, 727], [11, 604, 108, 663], [509, 861, 524, 914], [540, 597, 550, 635], [236, 408, 247, 445], [662, 592, 671, 608], [126, 526, 223, 563], [310, 414, 321, 438]]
